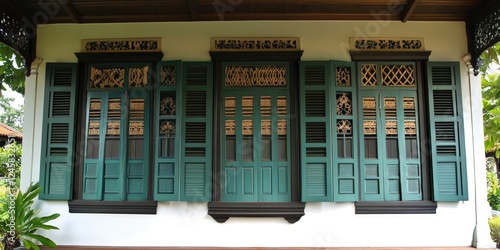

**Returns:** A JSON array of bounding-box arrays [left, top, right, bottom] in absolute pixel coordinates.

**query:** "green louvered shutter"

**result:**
[[330, 61, 359, 202], [427, 62, 468, 201], [39, 63, 77, 200], [180, 62, 213, 201], [154, 61, 182, 201], [300, 61, 332, 201]]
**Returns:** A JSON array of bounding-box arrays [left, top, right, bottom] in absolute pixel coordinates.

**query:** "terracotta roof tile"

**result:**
[[0, 122, 22, 139]]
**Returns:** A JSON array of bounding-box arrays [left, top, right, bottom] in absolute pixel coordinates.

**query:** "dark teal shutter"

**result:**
[[427, 62, 468, 201], [300, 61, 332, 201], [154, 61, 182, 201], [39, 63, 77, 200], [330, 60, 359, 202], [180, 62, 213, 201]]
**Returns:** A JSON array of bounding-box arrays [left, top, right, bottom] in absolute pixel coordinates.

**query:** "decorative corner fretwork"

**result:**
[[82, 38, 161, 52], [212, 37, 300, 51], [225, 66, 287, 87], [336, 67, 351, 86], [161, 66, 176, 85], [160, 97, 176, 116], [336, 93, 352, 116], [350, 37, 424, 51], [90, 67, 125, 88], [361, 64, 377, 87], [0, 9, 33, 74], [337, 119, 352, 135], [129, 66, 149, 87], [160, 120, 176, 136], [381, 65, 415, 87]]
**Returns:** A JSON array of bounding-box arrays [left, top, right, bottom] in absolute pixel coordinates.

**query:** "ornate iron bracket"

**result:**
[[0, 7, 35, 76], [467, 0, 500, 76]]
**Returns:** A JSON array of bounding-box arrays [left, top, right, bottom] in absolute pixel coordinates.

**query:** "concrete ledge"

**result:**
[[39, 246, 492, 250]]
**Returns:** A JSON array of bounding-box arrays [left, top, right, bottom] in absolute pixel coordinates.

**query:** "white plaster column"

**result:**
[[20, 58, 43, 191], [466, 57, 497, 248]]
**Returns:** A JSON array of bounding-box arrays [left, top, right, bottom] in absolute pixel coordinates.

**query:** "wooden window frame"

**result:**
[[208, 51, 305, 223], [350, 51, 437, 214], [69, 52, 163, 214]]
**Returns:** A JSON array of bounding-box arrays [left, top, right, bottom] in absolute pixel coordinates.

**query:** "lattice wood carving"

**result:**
[[90, 67, 125, 88], [278, 96, 287, 116], [225, 120, 236, 136], [160, 120, 176, 136], [261, 120, 271, 136], [385, 121, 398, 135], [361, 64, 377, 87], [225, 66, 287, 87], [336, 93, 352, 116], [129, 121, 144, 136], [160, 97, 176, 116], [225, 97, 236, 117], [278, 120, 287, 135], [242, 96, 253, 116], [161, 66, 176, 85], [336, 66, 351, 86], [88, 122, 100, 136], [82, 38, 161, 52], [106, 121, 120, 136], [404, 121, 417, 135], [261, 96, 271, 116], [242, 120, 253, 135], [381, 65, 415, 86], [363, 97, 377, 118], [129, 66, 149, 87], [337, 119, 352, 135], [350, 38, 424, 51], [212, 37, 300, 51], [363, 120, 377, 135]]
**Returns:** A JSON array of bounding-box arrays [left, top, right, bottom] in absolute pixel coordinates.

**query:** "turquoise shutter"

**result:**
[[300, 61, 332, 201], [154, 61, 182, 201], [39, 63, 77, 200], [427, 62, 468, 201], [180, 62, 213, 201], [330, 61, 359, 202]]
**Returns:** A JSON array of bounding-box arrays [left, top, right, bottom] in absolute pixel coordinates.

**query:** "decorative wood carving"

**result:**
[[82, 38, 161, 52], [212, 37, 300, 51]]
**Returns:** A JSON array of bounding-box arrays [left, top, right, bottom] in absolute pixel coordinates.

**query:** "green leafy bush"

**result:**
[[0, 182, 59, 250], [0, 142, 21, 179], [487, 171, 500, 210], [490, 216, 500, 245]]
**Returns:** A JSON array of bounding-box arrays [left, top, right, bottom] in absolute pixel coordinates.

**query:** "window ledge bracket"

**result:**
[[68, 200, 157, 214], [355, 201, 437, 214], [208, 202, 305, 223]]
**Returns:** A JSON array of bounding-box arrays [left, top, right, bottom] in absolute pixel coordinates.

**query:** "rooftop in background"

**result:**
[[0, 122, 22, 140]]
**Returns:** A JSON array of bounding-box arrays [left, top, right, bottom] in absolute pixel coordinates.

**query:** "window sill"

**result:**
[[355, 201, 437, 214], [208, 202, 305, 223], [68, 200, 157, 214]]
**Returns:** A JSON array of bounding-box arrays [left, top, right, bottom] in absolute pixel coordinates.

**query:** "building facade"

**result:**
[[10, 19, 493, 248]]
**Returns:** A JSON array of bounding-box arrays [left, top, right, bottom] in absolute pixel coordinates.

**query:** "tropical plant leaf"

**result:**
[[24, 234, 57, 248]]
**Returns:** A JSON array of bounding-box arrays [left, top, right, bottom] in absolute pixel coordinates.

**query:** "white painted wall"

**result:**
[[20, 20, 494, 247]]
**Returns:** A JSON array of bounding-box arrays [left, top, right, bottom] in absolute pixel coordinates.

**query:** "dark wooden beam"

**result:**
[[61, 1, 82, 23], [401, 0, 421, 22], [186, 0, 198, 21]]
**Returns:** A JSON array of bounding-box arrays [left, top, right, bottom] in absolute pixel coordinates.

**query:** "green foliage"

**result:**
[[0, 97, 23, 132], [0, 182, 59, 250], [0, 142, 21, 179], [0, 43, 25, 96], [490, 216, 500, 245], [488, 170, 500, 210], [482, 73, 500, 155]]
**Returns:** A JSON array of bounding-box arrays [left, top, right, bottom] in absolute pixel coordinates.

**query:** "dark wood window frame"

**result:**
[[350, 50, 438, 214], [69, 52, 163, 214], [208, 51, 305, 223]]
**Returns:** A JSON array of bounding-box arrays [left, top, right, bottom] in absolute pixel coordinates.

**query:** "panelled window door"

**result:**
[[220, 63, 291, 202]]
